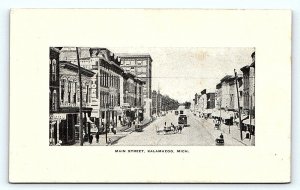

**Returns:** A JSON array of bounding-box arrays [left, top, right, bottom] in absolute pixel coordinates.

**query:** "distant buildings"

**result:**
[[193, 51, 255, 137], [152, 90, 179, 116], [194, 89, 215, 118]]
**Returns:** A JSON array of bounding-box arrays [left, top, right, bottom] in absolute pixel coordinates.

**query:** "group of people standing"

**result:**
[[82, 122, 118, 145]]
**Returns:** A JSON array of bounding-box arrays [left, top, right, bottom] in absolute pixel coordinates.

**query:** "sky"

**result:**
[[110, 47, 255, 103]]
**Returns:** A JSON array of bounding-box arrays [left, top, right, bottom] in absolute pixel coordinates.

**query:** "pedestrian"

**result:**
[[89, 134, 93, 144], [178, 125, 182, 134], [101, 123, 104, 133], [109, 123, 113, 133], [220, 133, 224, 139], [112, 127, 117, 135], [96, 132, 100, 143]]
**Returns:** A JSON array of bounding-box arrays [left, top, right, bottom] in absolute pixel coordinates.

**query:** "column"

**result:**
[[56, 119, 60, 144]]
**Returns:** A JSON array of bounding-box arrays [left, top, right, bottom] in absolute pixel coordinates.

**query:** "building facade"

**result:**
[[118, 54, 153, 121], [49, 47, 95, 145], [122, 72, 145, 123], [240, 52, 255, 136], [59, 47, 124, 130], [118, 54, 152, 99]]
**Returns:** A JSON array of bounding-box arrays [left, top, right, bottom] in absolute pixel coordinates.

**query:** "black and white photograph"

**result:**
[[49, 47, 255, 146], [9, 8, 291, 183]]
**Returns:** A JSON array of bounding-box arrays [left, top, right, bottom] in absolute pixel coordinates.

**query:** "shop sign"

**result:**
[[50, 113, 66, 120]]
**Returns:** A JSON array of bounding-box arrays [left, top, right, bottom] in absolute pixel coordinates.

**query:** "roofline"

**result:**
[[117, 54, 153, 62], [60, 61, 95, 77]]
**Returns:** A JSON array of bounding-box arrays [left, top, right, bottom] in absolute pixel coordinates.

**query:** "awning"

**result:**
[[221, 111, 234, 119], [90, 112, 99, 117], [203, 109, 213, 114], [87, 116, 94, 123], [114, 106, 123, 114], [243, 118, 255, 126], [212, 110, 221, 117], [50, 121, 56, 125], [234, 114, 248, 122]]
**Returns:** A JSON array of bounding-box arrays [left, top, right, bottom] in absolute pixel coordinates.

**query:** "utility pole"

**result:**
[[76, 47, 84, 146], [105, 103, 108, 144], [234, 69, 243, 140], [249, 95, 252, 139], [98, 60, 101, 133]]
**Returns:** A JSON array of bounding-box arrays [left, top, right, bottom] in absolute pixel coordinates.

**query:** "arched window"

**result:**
[[60, 79, 65, 103], [51, 59, 57, 81], [49, 90, 52, 111]]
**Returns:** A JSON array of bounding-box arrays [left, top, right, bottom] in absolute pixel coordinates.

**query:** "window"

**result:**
[[137, 60, 142, 65], [86, 85, 89, 103], [73, 82, 77, 103], [125, 60, 130, 65], [141, 67, 147, 72], [60, 80, 65, 103], [51, 59, 57, 81], [52, 90, 57, 111], [68, 81, 71, 103], [136, 67, 142, 73]]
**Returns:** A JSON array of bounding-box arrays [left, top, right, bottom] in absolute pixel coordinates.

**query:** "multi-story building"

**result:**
[[241, 52, 255, 116], [59, 47, 124, 129], [220, 75, 242, 111], [118, 54, 152, 98], [151, 90, 162, 116], [49, 47, 61, 145], [49, 47, 95, 145], [240, 52, 255, 135], [122, 72, 145, 123], [197, 89, 215, 118], [218, 75, 243, 124], [118, 54, 153, 121], [215, 83, 222, 109]]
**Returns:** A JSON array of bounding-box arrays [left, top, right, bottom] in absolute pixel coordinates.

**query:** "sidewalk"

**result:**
[[201, 117, 254, 146], [73, 118, 156, 146], [74, 131, 129, 146]]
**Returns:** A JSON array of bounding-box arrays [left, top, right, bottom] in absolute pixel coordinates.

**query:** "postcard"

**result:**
[[9, 9, 291, 183]]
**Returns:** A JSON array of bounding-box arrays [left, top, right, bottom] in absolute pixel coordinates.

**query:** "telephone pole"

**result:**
[[234, 69, 243, 140], [76, 47, 84, 146]]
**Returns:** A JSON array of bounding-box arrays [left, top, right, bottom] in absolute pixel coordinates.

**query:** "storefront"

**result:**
[[242, 118, 255, 135], [49, 107, 92, 145]]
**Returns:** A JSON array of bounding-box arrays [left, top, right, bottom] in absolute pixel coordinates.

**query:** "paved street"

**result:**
[[114, 110, 246, 146]]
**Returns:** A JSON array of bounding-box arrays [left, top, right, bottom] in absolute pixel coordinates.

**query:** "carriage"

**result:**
[[156, 125, 178, 135]]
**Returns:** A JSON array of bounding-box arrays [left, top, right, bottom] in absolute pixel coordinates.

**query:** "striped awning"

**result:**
[[243, 118, 255, 126]]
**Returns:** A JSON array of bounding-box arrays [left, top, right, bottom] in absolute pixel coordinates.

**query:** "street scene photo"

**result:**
[[49, 47, 255, 146]]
